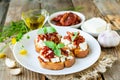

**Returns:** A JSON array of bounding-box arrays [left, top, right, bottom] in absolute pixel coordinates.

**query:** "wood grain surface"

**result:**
[[72, 0, 103, 19], [5, 0, 41, 24], [94, 0, 120, 15], [102, 45, 120, 80], [0, 0, 9, 31], [41, 0, 73, 14]]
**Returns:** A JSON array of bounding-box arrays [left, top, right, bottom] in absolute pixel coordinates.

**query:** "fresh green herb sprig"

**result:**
[[0, 20, 30, 42], [37, 27, 56, 34], [72, 32, 78, 41], [44, 41, 65, 57]]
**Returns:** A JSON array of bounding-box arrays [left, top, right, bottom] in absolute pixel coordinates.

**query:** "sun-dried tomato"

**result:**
[[37, 32, 61, 44], [41, 46, 54, 59], [52, 12, 81, 26]]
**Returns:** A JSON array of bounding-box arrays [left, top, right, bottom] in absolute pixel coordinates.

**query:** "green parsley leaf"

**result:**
[[72, 32, 78, 41], [16, 33, 23, 41], [0, 20, 30, 42]]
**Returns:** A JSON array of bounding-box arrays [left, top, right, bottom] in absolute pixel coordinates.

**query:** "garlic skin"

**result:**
[[98, 30, 120, 47], [5, 58, 16, 68]]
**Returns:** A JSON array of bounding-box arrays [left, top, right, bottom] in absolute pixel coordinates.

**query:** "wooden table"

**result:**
[[0, 0, 120, 80]]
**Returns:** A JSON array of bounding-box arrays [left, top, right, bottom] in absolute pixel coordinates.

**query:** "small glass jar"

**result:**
[[22, 9, 49, 30]]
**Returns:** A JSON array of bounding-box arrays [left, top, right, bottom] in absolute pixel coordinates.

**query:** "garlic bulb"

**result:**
[[98, 30, 120, 47]]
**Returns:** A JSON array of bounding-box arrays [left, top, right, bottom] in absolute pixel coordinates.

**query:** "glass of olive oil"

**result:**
[[22, 9, 49, 30]]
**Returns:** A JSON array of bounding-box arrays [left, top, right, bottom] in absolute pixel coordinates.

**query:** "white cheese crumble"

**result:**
[[67, 43, 76, 49], [39, 54, 49, 62], [51, 57, 60, 63], [79, 42, 87, 51], [61, 38, 76, 49], [50, 55, 74, 63], [60, 55, 67, 62], [66, 49, 71, 54], [67, 56, 73, 60], [36, 40, 45, 48], [48, 50, 52, 54], [61, 38, 70, 45]]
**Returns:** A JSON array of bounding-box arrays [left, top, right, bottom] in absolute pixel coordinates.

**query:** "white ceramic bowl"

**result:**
[[48, 11, 85, 28], [81, 17, 109, 37]]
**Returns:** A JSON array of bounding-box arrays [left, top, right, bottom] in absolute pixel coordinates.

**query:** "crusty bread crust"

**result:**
[[38, 54, 75, 70], [34, 40, 42, 53], [74, 46, 89, 58]]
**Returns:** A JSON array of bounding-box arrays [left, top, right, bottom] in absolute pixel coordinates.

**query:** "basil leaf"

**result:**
[[57, 43, 65, 48], [37, 27, 47, 34], [72, 32, 78, 41], [44, 41, 56, 50], [54, 48, 61, 57], [47, 27, 56, 33], [37, 27, 56, 34], [37, 28, 45, 34], [43, 27, 47, 34]]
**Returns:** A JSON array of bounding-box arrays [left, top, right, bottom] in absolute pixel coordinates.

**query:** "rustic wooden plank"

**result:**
[[72, 0, 103, 19], [0, 1, 9, 31], [5, 0, 41, 24], [102, 44, 120, 80], [0, 0, 46, 80], [93, 0, 120, 30], [106, 15, 120, 30], [103, 61, 120, 80], [41, 0, 74, 14], [94, 0, 120, 16]]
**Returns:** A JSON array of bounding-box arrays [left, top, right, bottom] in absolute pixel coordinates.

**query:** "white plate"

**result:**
[[13, 27, 101, 75]]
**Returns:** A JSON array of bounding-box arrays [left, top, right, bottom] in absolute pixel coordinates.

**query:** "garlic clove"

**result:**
[[10, 68, 22, 75], [5, 58, 16, 68]]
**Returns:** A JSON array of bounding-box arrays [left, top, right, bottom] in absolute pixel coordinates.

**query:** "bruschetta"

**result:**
[[61, 31, 89, 58], [38, 46, 75, 70]]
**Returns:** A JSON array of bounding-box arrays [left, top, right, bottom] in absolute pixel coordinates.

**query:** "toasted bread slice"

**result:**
[[34, 40, 41, 53], [74, 46, 89, 58], [38, 54, 75, 70]]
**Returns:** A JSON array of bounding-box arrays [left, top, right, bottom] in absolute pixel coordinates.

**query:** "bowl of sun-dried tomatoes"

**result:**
[[48, 11, 85, 28]]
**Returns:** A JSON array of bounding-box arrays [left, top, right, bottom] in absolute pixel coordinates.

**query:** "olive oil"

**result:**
[[25, 15, 45, 30]]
